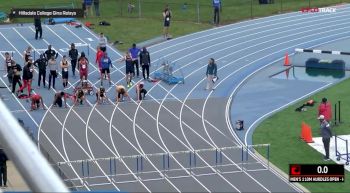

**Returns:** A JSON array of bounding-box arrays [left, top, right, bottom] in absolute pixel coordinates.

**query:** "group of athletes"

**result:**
[[3, 41, 150, 111]]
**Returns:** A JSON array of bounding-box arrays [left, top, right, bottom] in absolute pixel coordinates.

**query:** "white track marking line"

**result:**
[[48, 24, 184, 191], [149, 10, 350, 64], [223, 36, 350, 193], [148, 7, 350, 55], [151, 21, 350, 193], [0, 32, 89, 189]]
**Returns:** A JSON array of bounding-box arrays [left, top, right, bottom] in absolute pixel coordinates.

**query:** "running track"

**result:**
[[1, 4, 350, 192]]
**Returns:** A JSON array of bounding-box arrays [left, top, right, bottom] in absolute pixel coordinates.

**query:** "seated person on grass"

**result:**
[[53, 91, 69, 108], [30, 94, 45, 111], [116, 85, 130, 103]]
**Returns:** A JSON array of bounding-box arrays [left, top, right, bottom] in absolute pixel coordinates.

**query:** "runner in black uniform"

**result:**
[[11, 61, 22, 93], [53, 91, 68, 108]]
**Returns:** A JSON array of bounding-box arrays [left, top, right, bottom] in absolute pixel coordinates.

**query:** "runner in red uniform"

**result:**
[[30, 94, 45, 111], [78, 52, 89, 84]]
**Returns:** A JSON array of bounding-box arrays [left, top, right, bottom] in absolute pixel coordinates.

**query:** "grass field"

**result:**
[[1, 0, 350, 51], [253, 77, 350, 192]]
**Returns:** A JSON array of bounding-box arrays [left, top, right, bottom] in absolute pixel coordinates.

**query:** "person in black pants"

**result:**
[[34, 16, 42, 40], [48, 56, 58, 90], [139, 47, 151, 80], [4, 52, 13, 87], [11, 61, 22, 93], [69, 43, 78, 77], [44, 45, 58, 62], [0, 149, 8, 187], [34, 54, 47, 88], [212, 0, 222, 26], [318, 115, 332, 161]]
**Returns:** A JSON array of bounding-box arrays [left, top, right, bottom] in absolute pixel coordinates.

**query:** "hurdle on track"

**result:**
[[33, 43, 90, 60], [53, 144, 270, 188], [0, 51, 14, 57], [335, 135, 350, 165], [295, 48, 350, 55]]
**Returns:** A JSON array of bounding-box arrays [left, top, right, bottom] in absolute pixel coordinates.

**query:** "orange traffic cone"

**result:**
[[284, 52, 290, 66], [303, 123, 314, 143]]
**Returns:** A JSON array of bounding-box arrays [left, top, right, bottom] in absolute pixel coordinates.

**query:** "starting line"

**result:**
[[53, 144, 270, 188]]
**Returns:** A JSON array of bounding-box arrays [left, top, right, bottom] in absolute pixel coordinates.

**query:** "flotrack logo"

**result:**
[[301, 7, 336, 13]]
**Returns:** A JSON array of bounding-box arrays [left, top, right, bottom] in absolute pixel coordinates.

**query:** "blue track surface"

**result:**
[[2, 4, 350, 192]]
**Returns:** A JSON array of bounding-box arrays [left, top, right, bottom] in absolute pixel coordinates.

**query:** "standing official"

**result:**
[[4, 52, 13, 87], [0, 149, 8, 188], [69, 43, 78, 77], [44, 45, 58, 62], [34, 54, 47, 88], [318, 115, 332, 161], [212, 0, 222, 26], [139, 47, 151, 80], [34, 16, 42, 39]]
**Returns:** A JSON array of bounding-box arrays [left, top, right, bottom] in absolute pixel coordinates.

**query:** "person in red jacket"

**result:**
[[318, 97, 332, 122], [95, 46, 104, 79]]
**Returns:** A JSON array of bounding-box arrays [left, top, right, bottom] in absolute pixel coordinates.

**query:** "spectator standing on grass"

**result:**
[[118, 52, 134, 88], [129, 43, 141, 78], [44, 45, 58, 62], [94, 0, 100, 17], [205, 58, 217, 91], [318, 115, 332, 161], [34, 54, 47, 88], [4, 52, 13, 87], [98, 32, 107, 52], [82, 0, 87, 18], [48, 56, 58, 90], [95, 46, 104, 79], [23, 46, 32, 64], [0, 149, 8, 188], [139, 47, 151, 80], [34, 16, 42, 40], [17, 58, 34, 96], [69, 43, 78, 77], [162, 5, 172, 39], [11, 61, 22, 93], [60, 55, 70, 89], [318, 97, 332, 122], [100, 52, 113, 86], [212, 0, 222, 26]]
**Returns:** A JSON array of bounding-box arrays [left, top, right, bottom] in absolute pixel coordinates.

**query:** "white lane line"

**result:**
[[47, 24, 184, 191], [0, 32, 89, 189], [223, 36, 350, 193], [148, 6, 350, 55], [152, 21, 350, 193], [244, 83, 333, 146], [149, 9, 350, 64]]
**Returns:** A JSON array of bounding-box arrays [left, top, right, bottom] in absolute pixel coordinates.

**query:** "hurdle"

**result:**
[[295, 48, 350, 55], [55, 144, 270, 188], [0, 51, 14, 57], [335, 135, 349, 165]]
